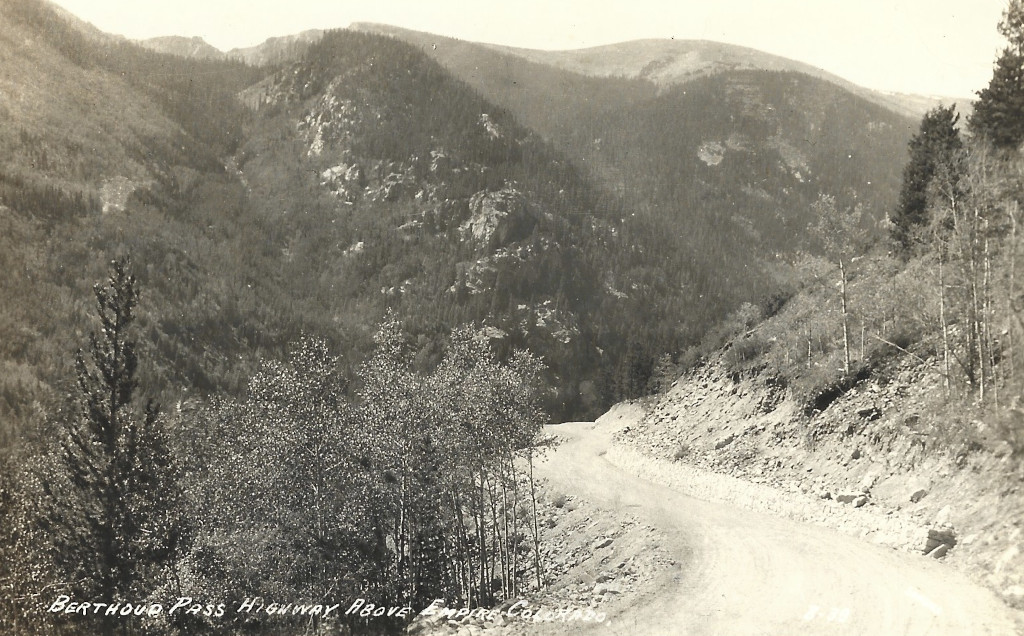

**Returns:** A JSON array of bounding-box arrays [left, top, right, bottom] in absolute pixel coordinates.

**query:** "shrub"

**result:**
[[723, 333, 770, 375]]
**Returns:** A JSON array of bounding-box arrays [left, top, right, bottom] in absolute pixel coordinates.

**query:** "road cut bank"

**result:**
[[605, 440, 935, 553]]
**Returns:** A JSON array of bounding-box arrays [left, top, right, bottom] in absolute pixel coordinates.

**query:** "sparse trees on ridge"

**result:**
[[923, 143, 1018, 403]]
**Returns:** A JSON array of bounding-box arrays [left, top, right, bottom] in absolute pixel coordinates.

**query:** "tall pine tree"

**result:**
[[41, 256, 181, 633], [892, 105, 963, 252], [971, 0, 1024, 148]]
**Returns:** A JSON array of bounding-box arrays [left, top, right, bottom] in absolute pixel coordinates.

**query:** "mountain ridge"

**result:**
[[351, 22, 963, 120], [132, 18, 962, 121], [139, 30, 326, 66], [140, 35, 225, 61]]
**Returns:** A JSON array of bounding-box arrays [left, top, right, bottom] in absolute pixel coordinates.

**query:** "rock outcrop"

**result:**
[[460, 185, 536, 251]]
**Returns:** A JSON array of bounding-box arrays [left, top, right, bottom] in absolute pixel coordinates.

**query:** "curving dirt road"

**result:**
[[535, 417, 1021, 636]]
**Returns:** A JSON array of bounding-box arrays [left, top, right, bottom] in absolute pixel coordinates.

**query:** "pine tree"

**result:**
[[971, 1, 1024, 148], [41, 256, 181, 632], [892, 105, 963, 252]]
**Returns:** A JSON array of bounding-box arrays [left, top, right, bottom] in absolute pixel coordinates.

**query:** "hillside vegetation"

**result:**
[[3, 0, 1019, 633]]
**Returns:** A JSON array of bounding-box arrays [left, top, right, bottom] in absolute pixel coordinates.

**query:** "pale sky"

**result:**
[[51, 0, 1008, 98]]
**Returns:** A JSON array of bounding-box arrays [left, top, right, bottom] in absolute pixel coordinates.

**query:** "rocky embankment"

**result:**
[[611, 356, 1024, 610]]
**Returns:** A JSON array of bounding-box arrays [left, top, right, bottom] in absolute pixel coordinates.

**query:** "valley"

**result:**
[[1, 1, 1023, 635]]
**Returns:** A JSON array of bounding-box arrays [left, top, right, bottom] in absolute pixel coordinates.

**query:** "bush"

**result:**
[[723, 333, 770, 375]]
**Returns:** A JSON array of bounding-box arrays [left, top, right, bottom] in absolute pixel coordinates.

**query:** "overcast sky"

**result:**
[[51, 0, 1008, 98]]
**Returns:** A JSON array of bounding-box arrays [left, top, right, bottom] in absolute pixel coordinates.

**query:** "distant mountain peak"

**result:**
[[227, 29, 325, 66]]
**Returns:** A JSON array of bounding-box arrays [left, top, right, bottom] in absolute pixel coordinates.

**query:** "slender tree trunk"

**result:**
[[509, 454, 520, 598], [527, 450, 542, 591], [939, 255, 952, 397], [478, 471, 487, 604], [486, 474, 502, 600], [397, 467, 408, 595], [984, 219, 998, 407], [891, 274, 898, 336], [1009, 204, 1019, 384], [860, 320, 865, 362], [806, 325, 812, 370], [839, 257, 851, 374], [451, 491, 471, 605], [952, 200, 978, 388], [972, 207, 985, 402]]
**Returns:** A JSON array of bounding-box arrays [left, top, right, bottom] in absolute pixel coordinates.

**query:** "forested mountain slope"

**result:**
[[0, 0, 269, 446], [0, 0, 721, 442], [354, 24, 918, 231], [231, 30, 706, 418]]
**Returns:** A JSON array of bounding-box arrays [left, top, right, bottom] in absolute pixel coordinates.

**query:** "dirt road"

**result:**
[[534, 417, 1021, 636]]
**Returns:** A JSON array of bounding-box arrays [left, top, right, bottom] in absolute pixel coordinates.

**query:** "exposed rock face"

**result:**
[[925, 526, 958, 554], [697, 141, 725, 166], [371, 165, 417, 202], [479, 113, 502, 139], [523, 300, 579, 345], [319, 162, 365, 202], [297, 85, 359, 156], [453, 259, 499, 295], [460, 185, 535, 251], [101, 176, 137, 213]]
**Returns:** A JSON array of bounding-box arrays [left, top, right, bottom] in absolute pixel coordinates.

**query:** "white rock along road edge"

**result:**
[[534, 415, 1021, 636]]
